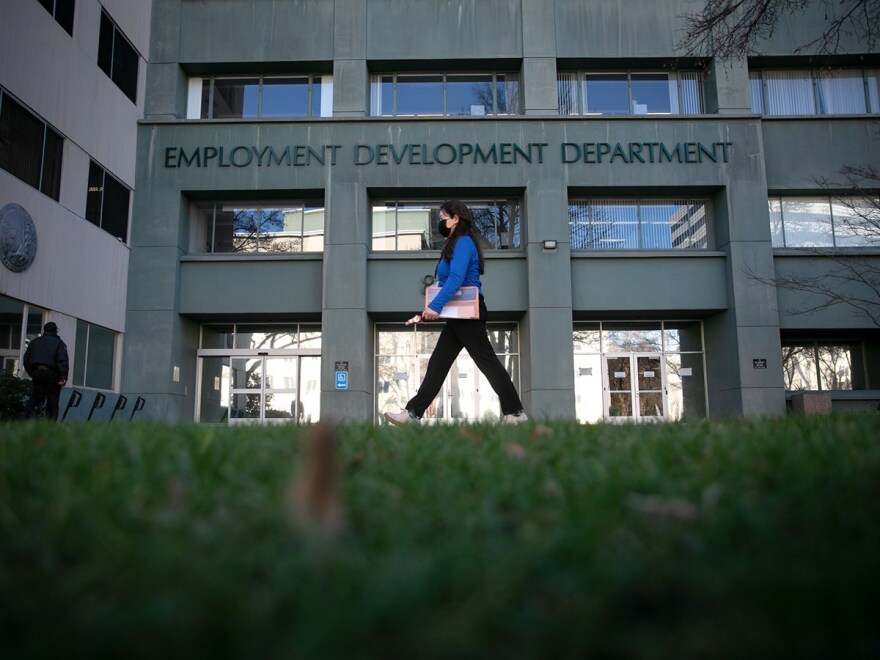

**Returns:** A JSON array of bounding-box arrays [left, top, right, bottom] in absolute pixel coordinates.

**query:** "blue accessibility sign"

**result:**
[[335, 371, 348, 390]]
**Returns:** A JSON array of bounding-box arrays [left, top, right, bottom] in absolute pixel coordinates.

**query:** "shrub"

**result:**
[[0, 372, 32, 420]]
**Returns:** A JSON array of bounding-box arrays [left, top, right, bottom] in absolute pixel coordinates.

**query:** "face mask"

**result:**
[[437, 219, 452, 238]]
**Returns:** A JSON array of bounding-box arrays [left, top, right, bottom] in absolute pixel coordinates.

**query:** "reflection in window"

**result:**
[[750, 68, 879, 115], [376, 323, 519, 423], [197, 75, 327, 119], [192, 201, 325, 254], [72, 320, 116, 390], [569, 199, 709, 250], [371, 72, 520, 116], [768, 195, 880, 248], [558, 70, 704, 115], [782, 343, 856, 391], [372, 199, 522, 251]]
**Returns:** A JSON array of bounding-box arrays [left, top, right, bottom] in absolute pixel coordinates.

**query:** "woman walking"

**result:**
[[384, 200, 528, 425]]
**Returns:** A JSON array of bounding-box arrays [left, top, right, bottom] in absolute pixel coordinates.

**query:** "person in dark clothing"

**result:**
[[384, 200, 528, 426], [23, 322, 69, 420]]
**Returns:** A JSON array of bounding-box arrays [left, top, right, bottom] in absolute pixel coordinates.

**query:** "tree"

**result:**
[[679, 0, 880, 59]]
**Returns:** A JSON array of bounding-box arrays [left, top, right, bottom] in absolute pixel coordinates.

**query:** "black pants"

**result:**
[[406, 298, 523, 417], [27, 366, 62, 421]]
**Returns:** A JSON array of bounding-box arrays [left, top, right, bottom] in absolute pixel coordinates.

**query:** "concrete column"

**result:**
[[319, 180, 373, 422], [704, 123, 786, 417], [521, 0, 558, 116], [333, 0, 367, 118], [705, 57, 752, 115], [521, 182, 576, 419], [144, 0, 184, 120]]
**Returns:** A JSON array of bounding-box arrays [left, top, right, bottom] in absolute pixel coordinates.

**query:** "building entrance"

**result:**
[[196, 323, 321, 424], [604, 354, 665, 422]]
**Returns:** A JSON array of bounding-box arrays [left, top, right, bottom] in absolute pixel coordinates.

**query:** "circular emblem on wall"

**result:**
[[0, 203, 38, 273]]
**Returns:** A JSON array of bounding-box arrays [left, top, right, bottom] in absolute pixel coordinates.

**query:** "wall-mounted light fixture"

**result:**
[[542, 239, 558, 250]]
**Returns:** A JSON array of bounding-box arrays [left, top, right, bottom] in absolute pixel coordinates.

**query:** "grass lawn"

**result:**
[[1, 414, 879, 659]]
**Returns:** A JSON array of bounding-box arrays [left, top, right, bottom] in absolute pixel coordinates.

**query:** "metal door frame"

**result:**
[[602, 352, 667, 422]]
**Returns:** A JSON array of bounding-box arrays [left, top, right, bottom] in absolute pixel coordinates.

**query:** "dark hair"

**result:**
[[439, 200, 485, 274]]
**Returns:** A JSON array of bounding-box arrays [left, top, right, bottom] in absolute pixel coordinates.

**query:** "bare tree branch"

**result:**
[[679, 0, 880, 59]]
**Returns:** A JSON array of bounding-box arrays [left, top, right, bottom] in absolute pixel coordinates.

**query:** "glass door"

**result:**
[[603, 354, 666, 422], [229, 356, 300, 425]]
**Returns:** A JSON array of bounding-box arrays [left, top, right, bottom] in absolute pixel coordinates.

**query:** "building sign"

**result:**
[[163, 141, 733, 169], [753, 359, 767, 369], [335, 361, 349, 391]]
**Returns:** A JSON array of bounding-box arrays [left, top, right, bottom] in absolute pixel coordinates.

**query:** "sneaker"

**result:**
[[502, 411, 529, 425], [384, 409, 419, 425]]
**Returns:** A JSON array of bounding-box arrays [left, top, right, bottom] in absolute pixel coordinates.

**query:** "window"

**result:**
[[192, 201, 325, 254], [192, 75, 330, 119], [37, 0, 75, 35], [0, 295, 44, 377], [769, 195, 880, 248], [750, 68, 880, 115], [574, 321, 707, 423], [0, 89, 63, 201], [86, 161, 130, 241], [371, 73, 520, 116], [72, 320, 116, 390], [376, 323, 519, 422], [782, 343, 860, 391], [558, 71, 704, 115], [569, 199, 709, 250], [371, 199, 522, 251], [97, 10, 138, 103]]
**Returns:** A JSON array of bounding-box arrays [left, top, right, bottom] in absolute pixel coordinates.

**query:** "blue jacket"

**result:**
[[429, 235, 483, 313]]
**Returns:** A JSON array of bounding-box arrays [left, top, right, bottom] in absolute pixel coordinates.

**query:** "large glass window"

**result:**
[[768, 195, 880, 248], [86, 160, 130, 241], [192, 200, 325, 254], [0, 89, 63, 201], [574, 321, 707, 423], [376, 323, 519, 423], [569, 198, 709, 250], [371, 72, 520, 116], [97, 10, 139, 103], [72, 320, 116, 390], [371, 199, 522, 251], [37, 0, 75, 35], [196, 75, 328, 119], [750, 68, 880, 115], [558, 71, 704, 115]]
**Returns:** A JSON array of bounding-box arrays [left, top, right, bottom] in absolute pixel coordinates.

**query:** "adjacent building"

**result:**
[[1, 0, 150, 417]]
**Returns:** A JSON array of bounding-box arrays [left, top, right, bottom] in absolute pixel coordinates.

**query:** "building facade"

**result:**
[[5, 0, 878, 424], [1, 0, 151, 417]]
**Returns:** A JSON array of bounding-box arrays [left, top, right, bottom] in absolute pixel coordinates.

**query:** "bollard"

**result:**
[[61, 389, 83, 421], [109, 394, 128, 421], [130, 396, 146, 420], [87, 392, 106, 421]]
